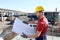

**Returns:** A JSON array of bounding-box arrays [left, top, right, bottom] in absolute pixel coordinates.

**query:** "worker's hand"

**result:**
[[21, 33, 27, 38]]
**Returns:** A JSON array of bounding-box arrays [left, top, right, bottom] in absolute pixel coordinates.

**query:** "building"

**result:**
[[0, 8, 27, 21], [27, 12, 60, 25]]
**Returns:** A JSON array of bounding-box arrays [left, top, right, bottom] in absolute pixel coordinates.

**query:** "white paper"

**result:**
[[12, 18, 35, 36]]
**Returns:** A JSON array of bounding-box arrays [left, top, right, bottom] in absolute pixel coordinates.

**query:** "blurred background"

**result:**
[[0, 0, 60, 40]]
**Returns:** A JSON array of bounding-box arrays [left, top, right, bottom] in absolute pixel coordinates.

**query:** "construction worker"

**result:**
[[21, 6, 48, 40]]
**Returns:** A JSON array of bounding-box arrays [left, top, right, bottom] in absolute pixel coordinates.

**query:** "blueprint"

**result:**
[[12, 18, 35, 36]]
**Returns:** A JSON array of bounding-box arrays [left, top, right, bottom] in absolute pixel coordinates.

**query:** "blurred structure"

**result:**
[[0, 8, 60, 40]]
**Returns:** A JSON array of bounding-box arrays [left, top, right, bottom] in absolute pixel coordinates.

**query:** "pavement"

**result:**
[[47, 35, 60, 40]]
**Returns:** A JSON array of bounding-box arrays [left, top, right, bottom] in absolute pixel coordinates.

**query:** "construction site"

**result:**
[[0, 8, 60, 40]]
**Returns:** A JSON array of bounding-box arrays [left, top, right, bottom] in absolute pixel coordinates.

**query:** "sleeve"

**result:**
[[36, 22, 44, 32]]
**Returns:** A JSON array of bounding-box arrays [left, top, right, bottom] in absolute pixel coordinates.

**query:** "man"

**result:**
[[21, 6, 48, 40]]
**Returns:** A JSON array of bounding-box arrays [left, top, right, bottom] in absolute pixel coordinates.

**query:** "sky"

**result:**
[[0, 0, 60, 13]]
